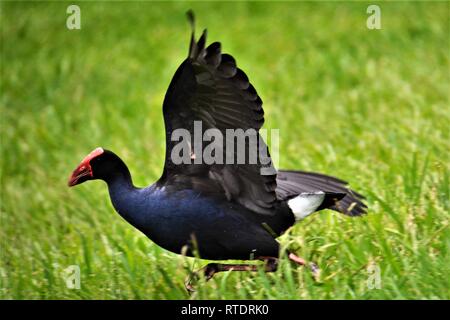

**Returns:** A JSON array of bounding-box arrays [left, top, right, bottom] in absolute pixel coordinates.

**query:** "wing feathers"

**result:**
[[205, 42, 221, 67], [162, 13, 367, 218], [161, 13, 277, 215]]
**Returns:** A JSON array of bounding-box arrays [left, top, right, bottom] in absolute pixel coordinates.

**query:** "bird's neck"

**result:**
[[105, 168, 134, 191], [105, 166, 143, 227]]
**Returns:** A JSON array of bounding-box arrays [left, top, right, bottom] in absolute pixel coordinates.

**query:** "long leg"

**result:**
[[288, 252, 320, 281], [185, 257, 278, 292], [185, 253, 320, 292]]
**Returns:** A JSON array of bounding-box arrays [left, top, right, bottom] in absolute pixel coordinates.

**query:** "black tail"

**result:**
[[276, 170, 367, 216]]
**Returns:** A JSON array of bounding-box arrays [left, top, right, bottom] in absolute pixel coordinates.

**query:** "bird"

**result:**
[[68, 11, 367, 291]]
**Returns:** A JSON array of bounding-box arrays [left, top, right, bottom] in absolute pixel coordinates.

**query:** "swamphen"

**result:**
[[68, 11, 367, 290]]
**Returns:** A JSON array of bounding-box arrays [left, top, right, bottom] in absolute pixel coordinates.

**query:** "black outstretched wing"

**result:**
[[159, 13, 277, 215]]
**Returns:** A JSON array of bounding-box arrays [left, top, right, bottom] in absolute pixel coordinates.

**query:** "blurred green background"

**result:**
[[1, 1, 449, 299]]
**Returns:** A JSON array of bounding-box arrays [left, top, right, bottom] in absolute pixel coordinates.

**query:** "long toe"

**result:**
[[184, 272, 200, 293], [309, 262, 321, 282]]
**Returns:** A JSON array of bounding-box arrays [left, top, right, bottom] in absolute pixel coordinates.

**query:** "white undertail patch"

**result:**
[[288, 192, 325, 221]]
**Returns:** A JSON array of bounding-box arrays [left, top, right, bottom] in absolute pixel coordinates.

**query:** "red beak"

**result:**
[[68, 147, 104, 187], [68, 161, 92, 187]]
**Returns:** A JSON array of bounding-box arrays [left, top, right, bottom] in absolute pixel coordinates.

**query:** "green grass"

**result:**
[[1, 1, 449, 300]]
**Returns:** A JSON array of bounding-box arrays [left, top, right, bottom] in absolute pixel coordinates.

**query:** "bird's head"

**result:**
[[68, 147, 124, 187]]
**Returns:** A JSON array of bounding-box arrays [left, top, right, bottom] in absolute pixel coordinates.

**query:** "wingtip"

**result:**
[[186, 11, 208, 60], [186, 10, 195, 31], [186, 10, 196, 59]]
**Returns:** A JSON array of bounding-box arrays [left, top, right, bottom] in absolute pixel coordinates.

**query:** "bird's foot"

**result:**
[[288, 252, 321, 282], [309, 262, 321, 282], [184, 272, 199, 293], [184, 263, 219, 293]]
